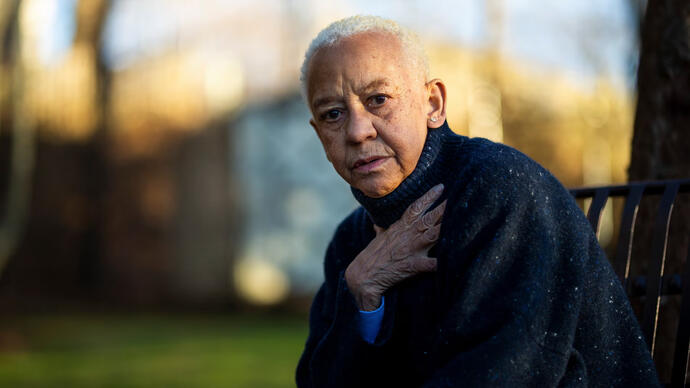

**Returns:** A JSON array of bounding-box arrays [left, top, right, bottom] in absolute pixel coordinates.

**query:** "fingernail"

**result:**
[[433, 184, 444, 194]]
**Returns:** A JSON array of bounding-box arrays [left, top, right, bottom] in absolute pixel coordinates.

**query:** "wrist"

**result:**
[[358, 292, 382, 311], [345, 267, 382, 311]]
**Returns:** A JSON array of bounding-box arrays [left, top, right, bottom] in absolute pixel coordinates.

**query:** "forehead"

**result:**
[[306, 32, 417, 103]]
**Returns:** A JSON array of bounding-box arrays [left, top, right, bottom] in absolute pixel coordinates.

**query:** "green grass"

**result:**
[[0, 313, 308, 388]]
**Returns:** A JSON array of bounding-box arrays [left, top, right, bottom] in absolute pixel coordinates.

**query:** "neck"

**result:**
[[351, 121, 464, 228]]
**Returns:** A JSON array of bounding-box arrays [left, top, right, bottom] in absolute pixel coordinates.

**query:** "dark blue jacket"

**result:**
[[296, 123, 660, 387]]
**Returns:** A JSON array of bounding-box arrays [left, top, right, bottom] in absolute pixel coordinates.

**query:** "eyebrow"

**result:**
[[357, 78, 391, 94], [311, 78, 393, 109], [311, 96, 338, 110]]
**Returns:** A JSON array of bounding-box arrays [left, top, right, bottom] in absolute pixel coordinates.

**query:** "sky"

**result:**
[[40, 0, 639, 92]]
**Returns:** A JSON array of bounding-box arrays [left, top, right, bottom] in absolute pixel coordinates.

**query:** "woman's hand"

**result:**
[[345, 184, 447, 311]]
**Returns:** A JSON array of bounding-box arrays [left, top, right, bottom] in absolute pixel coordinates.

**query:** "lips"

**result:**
[[352, 155, 389, 172]]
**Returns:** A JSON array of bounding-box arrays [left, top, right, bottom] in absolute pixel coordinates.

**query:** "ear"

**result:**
[[425, 78, 447, 129], [310, 118, 332, 163]]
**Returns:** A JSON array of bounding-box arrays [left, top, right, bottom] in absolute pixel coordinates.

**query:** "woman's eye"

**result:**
[[369, 95, 387, 106], [322, 109, 341, 121]]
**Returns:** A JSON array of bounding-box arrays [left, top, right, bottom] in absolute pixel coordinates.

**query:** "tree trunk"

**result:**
[[629, 0, 690, 382], [0, 0, 35, 279], [73, 0, 111, 293]]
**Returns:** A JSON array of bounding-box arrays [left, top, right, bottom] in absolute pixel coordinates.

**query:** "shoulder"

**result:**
[[440, 137, 585, 242], [453, 137, 571, 205], [462, 138, 551, 184]]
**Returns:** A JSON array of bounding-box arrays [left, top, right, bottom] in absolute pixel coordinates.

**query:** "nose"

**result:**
[[345, 105, 377, 144]]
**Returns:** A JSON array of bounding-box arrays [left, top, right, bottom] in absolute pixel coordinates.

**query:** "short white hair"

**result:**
[[300, 15, 430, 99]]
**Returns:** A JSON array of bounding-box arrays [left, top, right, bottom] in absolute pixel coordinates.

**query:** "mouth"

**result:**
[[352, 156, 389, 173]]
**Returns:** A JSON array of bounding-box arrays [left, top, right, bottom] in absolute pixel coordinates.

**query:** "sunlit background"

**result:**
[[0, 0, 644, 386]]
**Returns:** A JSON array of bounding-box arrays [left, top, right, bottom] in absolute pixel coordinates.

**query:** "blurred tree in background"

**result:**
[[629, 0, 690, 381], [0, 1, 25, 278], [0, 0, 240, 310], [631, 0, 690, 182]]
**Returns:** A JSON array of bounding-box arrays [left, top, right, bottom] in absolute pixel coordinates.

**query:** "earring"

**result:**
[[430, 117, 438, 122]]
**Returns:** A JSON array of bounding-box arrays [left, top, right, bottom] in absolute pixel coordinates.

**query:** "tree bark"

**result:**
[[630, 1, 690, 180], [629, 0, 690, 382]]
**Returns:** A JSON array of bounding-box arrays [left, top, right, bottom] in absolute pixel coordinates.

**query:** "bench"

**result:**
[[571, 179, 690, 387]]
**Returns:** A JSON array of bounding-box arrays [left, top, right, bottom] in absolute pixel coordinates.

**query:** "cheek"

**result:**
[[322, 143, 348, 171], [317, 132, 338, 157], [400, 152, 418, 173], [399, 131, 427, 171]]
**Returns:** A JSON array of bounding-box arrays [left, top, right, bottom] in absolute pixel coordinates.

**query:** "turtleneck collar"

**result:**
[[351, 121, 465, 228]]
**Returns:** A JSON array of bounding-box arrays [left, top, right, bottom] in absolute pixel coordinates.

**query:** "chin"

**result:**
[[362, 190, 387, 198], [356, 180, 398, 198]]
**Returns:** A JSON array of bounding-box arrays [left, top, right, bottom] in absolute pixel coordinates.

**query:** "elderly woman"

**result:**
[[296, 15, 659, 387]]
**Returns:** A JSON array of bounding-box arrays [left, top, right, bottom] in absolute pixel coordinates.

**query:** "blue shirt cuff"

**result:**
[[357, 296, 385, 344]]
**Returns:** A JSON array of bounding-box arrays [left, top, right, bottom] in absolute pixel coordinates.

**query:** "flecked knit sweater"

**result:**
[[296, 122, 660, 387]]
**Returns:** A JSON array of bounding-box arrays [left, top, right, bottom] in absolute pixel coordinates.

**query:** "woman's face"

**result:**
[[306, 32, 432, 198]]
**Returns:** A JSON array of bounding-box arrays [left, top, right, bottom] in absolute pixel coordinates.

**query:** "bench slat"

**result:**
[[586, 188, 610, 237], [613, 184, 645, 286], [642, 182, 680, 356], [571, 179, 690, 385]]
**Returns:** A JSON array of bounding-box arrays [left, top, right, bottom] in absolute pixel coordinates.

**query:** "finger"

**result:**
[[402, 184, 444, 225], [409, 256, 437, 273], [421, 223, 441, 244], [412, 224, 442, 250], [432, 200, 448, 225], [395, 255, 436, 275], [419, 200, 447, 230]]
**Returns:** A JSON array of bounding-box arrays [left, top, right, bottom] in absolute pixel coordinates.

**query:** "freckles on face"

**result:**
[[307, 32, 429, 197]]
